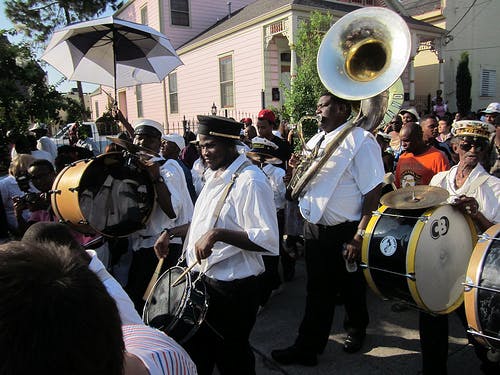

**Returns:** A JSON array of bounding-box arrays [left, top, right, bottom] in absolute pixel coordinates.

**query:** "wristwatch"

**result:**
[[356, 228, 366, 238], [163, 228, 175, 239], [154, 176, 165, 184]]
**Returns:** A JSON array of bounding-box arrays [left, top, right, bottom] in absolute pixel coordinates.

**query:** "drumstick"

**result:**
[[171, 262, 198, 288], [143, 258, 164, 301]]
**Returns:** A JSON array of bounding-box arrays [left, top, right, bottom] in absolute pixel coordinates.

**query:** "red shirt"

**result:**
[[395, 146, 450, 188]]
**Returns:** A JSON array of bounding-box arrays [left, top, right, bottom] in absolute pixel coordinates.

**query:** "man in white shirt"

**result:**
[[420, 120, 499, 375], [246, 137, 285, 307], [272, 92, 384, 366], [126, 119, 181, 313], [28, 122, 58, 163], [155, 115, 279, 375]]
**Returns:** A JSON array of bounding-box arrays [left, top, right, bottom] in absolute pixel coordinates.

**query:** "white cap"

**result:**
[[132, 118, 164, 136], [483, 102, 500, 114], [162, 133, 185, 150]]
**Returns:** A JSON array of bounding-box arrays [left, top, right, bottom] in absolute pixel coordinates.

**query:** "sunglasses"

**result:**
[[459, 141, 487, 152]]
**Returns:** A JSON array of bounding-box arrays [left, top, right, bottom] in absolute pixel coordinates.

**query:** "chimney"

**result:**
[[227, 2, 232, 19]]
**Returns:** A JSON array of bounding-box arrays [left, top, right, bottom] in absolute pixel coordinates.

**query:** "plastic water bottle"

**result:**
[[343, 244, 358, 273]]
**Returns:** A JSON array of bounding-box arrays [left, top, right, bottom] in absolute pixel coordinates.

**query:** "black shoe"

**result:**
[[391, 302, 409, 312], [271, 345, 317, 366], [343, 334, 365, 353]]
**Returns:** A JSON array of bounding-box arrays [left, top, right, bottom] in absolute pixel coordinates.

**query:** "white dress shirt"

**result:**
[[87, 250, 143, 325], [186, 154, 279, 281], [430, 164, 500, 224], [299, 123, 385, 225], [262, 163, 286, 211], [37, 136, 58, 162], [130, 161, 193, 249]]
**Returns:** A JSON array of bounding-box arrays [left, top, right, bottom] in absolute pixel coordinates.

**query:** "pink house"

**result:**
[[89, 0, 444, 134]]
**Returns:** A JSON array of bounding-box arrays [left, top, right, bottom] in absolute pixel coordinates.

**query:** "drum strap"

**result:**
[[179, 161, 252, 275], [212, 161, 252, 224], [466, 175, 489, 195]]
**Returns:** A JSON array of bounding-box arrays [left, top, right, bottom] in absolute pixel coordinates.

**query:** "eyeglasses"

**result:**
[[459, 141, 487, 152]]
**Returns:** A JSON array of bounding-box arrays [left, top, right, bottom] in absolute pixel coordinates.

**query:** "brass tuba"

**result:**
[[288, 7, 410, 200]]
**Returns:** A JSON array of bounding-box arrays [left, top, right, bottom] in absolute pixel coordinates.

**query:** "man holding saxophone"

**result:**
[[272, 92, 384, 366]]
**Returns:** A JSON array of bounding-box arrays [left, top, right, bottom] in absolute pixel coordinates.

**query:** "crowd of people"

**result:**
[[0, 96, 499, 375]]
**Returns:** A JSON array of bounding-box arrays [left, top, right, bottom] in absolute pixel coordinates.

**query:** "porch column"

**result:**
[[290, 44, 297, 79]]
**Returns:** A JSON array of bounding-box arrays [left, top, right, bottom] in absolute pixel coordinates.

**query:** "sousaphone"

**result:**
[[288, 7, 411, 200]]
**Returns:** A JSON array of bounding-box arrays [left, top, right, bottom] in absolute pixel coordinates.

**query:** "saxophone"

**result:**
[[286, 115, 321, 196]]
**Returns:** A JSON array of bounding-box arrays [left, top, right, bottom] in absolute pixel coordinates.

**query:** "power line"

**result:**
[[446, 0, 478, 35], [445, 45, 500, 52]]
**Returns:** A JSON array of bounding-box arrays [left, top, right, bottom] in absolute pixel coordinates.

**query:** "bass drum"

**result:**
[[51, 152, 155, 237], [362, 205, 477, 314], [143, 266, 208, 344], [464, 224, 500, 349]]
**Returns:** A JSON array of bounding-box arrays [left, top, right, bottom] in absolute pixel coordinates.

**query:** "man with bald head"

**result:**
[[395, 122, 450, 188]]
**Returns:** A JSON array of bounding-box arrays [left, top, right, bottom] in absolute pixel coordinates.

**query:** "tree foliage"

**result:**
[[282, 11, 332, 124], [5, 0, 121, 44], [0, 33, 67, 133], [456, 52, 472, 115]]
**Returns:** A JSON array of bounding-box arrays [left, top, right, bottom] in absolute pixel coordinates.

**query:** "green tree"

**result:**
[[5, 0, 121, 119], [456, 52, 472, 115], [0, 33, 65, 132], [282, 11, 332, 124]]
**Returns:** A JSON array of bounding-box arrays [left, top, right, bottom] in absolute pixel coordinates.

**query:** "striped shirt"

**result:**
[[123, 324, 197, 375]]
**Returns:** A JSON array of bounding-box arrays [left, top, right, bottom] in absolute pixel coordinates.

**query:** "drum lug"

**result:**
[[78, 220, 89, 225], [48, 189, 61, 195], [68, 187, 79, 192]]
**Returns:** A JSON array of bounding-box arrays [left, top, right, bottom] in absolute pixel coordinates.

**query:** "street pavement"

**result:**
[[249, 258, 484, 375]]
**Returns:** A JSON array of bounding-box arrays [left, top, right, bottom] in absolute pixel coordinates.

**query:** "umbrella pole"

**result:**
[[113, 25, 118, 107]]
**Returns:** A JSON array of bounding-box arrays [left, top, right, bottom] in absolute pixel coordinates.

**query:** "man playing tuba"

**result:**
[[272, 92, 385, 366]]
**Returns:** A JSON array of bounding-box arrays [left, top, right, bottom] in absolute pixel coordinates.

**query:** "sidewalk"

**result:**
[[250, 259, 483, 375]]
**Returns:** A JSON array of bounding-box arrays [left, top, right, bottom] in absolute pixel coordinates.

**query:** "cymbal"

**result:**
[[246, 151, 282, 165], [380, 185, 449, 210], [106, 136, 160, 157]]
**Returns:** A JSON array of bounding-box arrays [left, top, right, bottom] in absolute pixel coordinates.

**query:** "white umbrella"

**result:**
[[42, 16, 183, 92]]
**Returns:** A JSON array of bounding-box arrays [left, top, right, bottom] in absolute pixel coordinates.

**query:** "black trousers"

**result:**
[[419, 305, 499, 375], [183, 275, 260, 375], [295, 221, 369, 354], [259, 209, 285, 306], [126, 243, 182, 313]]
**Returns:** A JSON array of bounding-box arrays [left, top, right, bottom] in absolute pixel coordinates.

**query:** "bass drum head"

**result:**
[[412, 205, 476, 313], [143, 267, 188, 333], [52, 152, 155, 237], [143, 266, 208, 344], [465, 224, 500, 349]]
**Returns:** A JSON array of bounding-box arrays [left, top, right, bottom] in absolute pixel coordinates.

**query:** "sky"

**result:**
[[0, 0, 113, 93]]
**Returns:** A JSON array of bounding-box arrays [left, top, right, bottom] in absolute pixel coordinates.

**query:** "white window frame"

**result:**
[[136, 85, 143, 117], [170, 0, 190, 27], [219, 53, 234, 109], [140, 5, 148, 25], [168, 72, 178, 114], [480, 68, 496, 98]]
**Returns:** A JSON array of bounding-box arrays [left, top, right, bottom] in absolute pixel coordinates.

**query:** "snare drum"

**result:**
[[143, 266, 208, 344], [464, 224, 500, 349], [362, 205, 477, 314], [51, 152, 155, 237]]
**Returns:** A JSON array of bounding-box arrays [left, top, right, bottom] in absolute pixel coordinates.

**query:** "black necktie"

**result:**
[[311, 134, 325, 158]]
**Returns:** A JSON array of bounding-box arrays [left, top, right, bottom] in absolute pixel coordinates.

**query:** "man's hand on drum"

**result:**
[[344, 235, 362, 263], [452, 195, 479, 217], [154, 231, 170, 259], [194, 229, 219, 264]]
